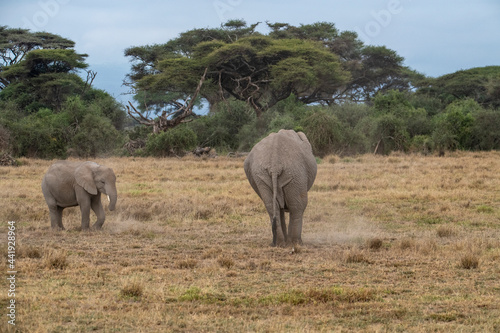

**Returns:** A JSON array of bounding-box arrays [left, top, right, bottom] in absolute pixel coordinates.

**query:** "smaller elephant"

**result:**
[[244, 129, 317, 246], [42, 161, 117, 230]]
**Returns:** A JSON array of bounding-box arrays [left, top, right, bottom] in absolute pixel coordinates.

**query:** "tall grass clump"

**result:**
[[460, 253, 479, 269], [43, 249, 68, 270], [120, 282, 144, 299]]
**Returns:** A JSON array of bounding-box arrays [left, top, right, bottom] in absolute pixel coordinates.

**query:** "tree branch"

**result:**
[[127, 68, 208, 133]]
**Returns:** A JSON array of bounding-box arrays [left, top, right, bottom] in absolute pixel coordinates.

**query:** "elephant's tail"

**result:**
[[271, 171, 279, 245]]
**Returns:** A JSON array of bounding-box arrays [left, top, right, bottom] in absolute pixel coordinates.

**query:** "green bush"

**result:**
[[470, 108, 500, 150], [270, 94, 308, 121], [70, 113, 123, 157], [373, 89, 413, 116], [409, 135, 433, 154], [432, 99, 479, 152], [268, 113, 296, 132], [85, 91, 127, 130], [330, 103, 372, 155], [371, 90, 431, 154], [8, 108, 69, 158], [300, 107, 343, 157], [126, 125, 152, 141], [145, 125, 197, 156], [372, 113, 410, 154], [189, 100, 253, 151]]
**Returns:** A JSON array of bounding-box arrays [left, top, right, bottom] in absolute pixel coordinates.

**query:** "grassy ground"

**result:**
[[1, 152, 499, 332]]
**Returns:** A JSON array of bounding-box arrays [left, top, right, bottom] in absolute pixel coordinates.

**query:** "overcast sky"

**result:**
[[2, 0, 499, 104]]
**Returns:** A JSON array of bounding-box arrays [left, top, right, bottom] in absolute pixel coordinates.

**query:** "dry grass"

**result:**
[[1, 152, 500, 332]]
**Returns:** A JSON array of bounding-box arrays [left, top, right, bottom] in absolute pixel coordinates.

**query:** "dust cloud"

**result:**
[[305, 212, 382, 246]]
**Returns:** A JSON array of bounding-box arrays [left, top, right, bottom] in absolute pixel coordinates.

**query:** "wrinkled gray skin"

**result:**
[[42, 161, 117, 230], [244, 130, 317, 246]]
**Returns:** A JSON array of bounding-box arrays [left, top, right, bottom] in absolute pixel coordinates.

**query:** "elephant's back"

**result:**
[[47, 160, 82, 170], [248, 130, 313, 169], [43, 161, 81, 188]]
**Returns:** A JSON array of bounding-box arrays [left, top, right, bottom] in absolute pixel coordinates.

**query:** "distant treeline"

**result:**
[[1, 23, 499, 158]]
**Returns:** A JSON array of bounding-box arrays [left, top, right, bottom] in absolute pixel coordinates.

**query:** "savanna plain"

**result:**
[[1, 152, 500, 332]]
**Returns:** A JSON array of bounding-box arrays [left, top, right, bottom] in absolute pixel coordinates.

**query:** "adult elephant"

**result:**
[[244, 129, 317, 246], [42, 161, 117, 230]]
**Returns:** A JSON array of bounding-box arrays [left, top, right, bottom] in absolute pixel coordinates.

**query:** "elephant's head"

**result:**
[[75, 162, 117, 211]]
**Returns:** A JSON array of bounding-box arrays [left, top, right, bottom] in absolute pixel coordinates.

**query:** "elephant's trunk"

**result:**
[[104, 184, 117, 211], [108, 194, 117, 211]]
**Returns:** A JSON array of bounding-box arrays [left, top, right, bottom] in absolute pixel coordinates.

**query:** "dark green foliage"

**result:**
[[146, 35, 349, 116], [409, 94, 444, 117], [0, 94, 126, 158], [188, 100, 253, 151], [145, 125, 197, 156], [370, 90, 432, 154], [235, 115, 269, 152], [418, 66, 500, 109], [470, 108, 500, 150], [266, 22, 411, 102], [6, 108, 69, 158]]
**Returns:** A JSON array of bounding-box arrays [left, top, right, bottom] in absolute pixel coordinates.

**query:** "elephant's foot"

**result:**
[[51, 226, 65, 231], [290, 244, 303, 254], [91, 223, 103, 230], [270, 240, 290, 248]]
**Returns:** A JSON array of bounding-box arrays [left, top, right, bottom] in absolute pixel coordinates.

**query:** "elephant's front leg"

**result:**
[[91, 195, 105, 230], [76, 188, 92, 230]]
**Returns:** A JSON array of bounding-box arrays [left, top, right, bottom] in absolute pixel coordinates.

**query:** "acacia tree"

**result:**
[[0, 28, 126, 158], [267, 22, 414, 103], [416, 66, 500, 109], [124, 20, 259, 113], [125, 21, 351, 117], [125, 21, 411, 117], [0, 26, 75, 89], [0, 48, 89, 112]]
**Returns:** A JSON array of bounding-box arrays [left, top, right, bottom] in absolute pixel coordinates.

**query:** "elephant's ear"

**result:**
[[75, 162, 98, 195], [296, 131, 310, 143]]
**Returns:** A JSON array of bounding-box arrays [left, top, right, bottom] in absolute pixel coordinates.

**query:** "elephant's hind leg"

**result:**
[[288, 210, 304, 245], [280, 209, 287, 245], [49, 206, 65, 230]]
